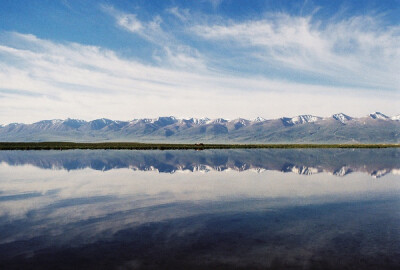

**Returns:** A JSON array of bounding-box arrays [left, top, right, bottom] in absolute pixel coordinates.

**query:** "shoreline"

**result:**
[[0, 142, 399, 150]]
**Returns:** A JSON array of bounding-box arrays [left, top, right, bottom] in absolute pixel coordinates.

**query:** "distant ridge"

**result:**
[[0, 112, 399, 143]]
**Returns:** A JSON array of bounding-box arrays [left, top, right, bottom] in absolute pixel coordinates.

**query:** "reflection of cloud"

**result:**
[[0, 172, 398, 269], [0, 163, 399, 223]]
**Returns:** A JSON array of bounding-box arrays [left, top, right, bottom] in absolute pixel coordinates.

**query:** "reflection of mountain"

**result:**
[[0, 149, 398, 177]]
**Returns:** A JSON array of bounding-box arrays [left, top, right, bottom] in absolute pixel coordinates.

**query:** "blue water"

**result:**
[[0, 149, 399, 269]]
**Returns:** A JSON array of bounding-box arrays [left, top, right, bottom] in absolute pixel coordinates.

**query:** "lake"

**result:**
[[0, 149, 399, 269]]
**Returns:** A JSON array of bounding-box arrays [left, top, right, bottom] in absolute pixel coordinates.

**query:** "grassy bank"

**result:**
[[0, 142, 398, 150]]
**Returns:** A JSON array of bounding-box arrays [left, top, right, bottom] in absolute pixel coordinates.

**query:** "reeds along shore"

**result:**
[[0, 142, 398, 150]]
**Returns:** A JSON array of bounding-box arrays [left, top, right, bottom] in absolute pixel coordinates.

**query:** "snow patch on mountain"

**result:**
[[253, 117, 266, 122], [34, 119, 63, 125], [50, 119, 63, 124], [62, 118, 86, 129], [186, 117, 211, 125], [369, 112, 389, 120], [211, 118, 228, 124], [391, 115, 400, 121], [282, 115, 321, 125], [332, 113, 352, 124], [233, 118, 250, 126]]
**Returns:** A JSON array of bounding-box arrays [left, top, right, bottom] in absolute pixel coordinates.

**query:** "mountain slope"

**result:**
[[0, 113, 399, 143]]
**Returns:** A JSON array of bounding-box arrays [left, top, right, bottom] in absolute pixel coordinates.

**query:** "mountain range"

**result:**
[[0, 112, 399, 143]]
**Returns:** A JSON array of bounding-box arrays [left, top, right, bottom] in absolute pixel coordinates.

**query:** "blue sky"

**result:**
[[0, 0, 399, 123]]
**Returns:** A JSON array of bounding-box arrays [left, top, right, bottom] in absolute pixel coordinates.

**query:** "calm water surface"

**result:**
[[0, 149, 399, 269]]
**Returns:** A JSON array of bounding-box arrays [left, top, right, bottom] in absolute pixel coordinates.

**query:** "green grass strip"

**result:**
[[0, 142, 398, 150]]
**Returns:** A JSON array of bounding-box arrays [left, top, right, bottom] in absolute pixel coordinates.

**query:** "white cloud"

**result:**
[[101, 4, 163, 41], [117, 13, 143, 32], [207, 0, 223, 9], [102, 5, 205, 71], [167, 7, 190, 22], [0, 32, 398, 124], [192, 14, 400, 90]]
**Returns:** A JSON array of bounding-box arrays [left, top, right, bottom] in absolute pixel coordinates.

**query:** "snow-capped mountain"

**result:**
[[332, 113, 352, 124], [281, 115, 322, 125], [231, 118, 250, 127], [391, 115, 400, 121], [0, 113, 399, 143], [369, 112, 389, 120], [254, 117, 266, 122], [211, 118, 229, 124], [183, 117, 211, 125]]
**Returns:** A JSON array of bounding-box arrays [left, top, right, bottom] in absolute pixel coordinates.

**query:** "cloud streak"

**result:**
[[101, 4, 206, 70], [0, 32, 398, 124], [192, 13, 400, 90]]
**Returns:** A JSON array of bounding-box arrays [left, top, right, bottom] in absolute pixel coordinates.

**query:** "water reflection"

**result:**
[[0, 149, 399, 269], [0, 148, 399, 177]]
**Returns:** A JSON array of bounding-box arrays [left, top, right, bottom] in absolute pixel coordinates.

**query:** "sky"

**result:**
[[0, 0, 399, 124]]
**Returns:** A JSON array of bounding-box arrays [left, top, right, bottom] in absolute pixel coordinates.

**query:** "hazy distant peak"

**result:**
[[90, 118, 115, 124], [211, 118, 228, 124], [140, 118, 153, 123], [185, 117, 211, 125], [62, 118, 86, 128], [253, 117, 266, 122], [332, 113, 352, 124], [369, 112, 389, 120], [391, 115, 400, 121], [89, 118, 117, 130], [233, 118, 250, 124], [63, 118, 86, 124], [0, 113, 398, 143], [282, 115, 321, 125], [154, 116, 177, 121], [93, 118, 113, 122], [64, 118, 85, 122], [34, 119, 63, 125]]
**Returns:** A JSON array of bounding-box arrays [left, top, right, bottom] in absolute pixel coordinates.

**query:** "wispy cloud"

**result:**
[[0, 32, 398, 124], [101, 4, 205, 70], [117, 13, 143, 32], [192, 13, 400, 90], [101, 4, 165, 42], [167, 7, 190, 22], [206, 0, 224, 9]]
